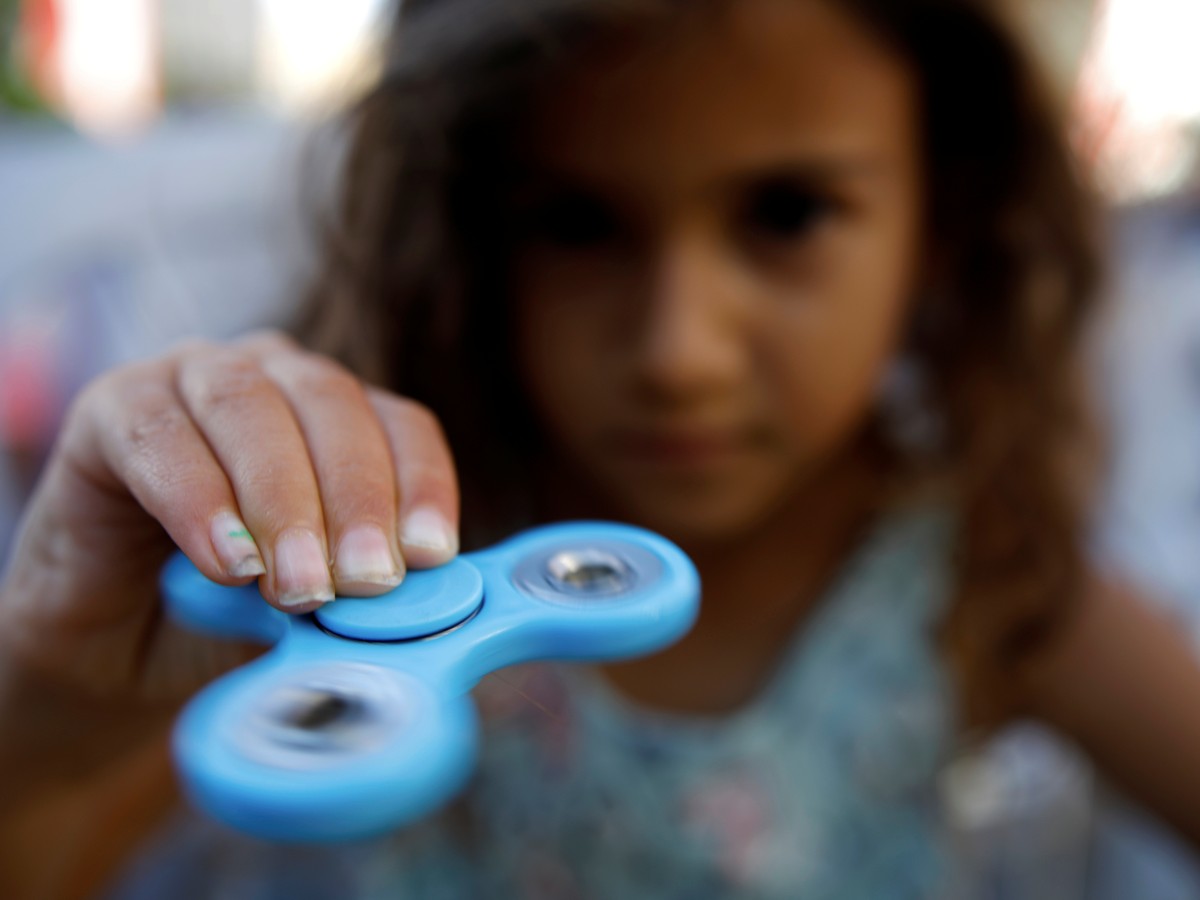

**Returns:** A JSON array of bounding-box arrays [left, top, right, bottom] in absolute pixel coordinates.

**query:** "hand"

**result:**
[[0, 331, 460, 790]]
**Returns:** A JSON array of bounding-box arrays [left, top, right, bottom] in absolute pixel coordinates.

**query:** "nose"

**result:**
[[629, 235, 750, 403]]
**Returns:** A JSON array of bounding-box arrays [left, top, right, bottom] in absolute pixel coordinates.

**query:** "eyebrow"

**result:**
[[511, 153, 891, 197], [715, 155, 890, 186]]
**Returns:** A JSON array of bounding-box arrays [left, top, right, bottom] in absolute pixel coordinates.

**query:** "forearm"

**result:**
[[0, 648, 177, 815], [0, 731, 177, 900], [0, 525, 192, 814]]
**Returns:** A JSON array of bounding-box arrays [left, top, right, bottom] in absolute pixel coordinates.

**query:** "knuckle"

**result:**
[[327, 456, 382, 485], [253, 503, 324, 539], [271, 353, 362, 402], [241, 468, 290, 497], [64, 373, 112, 424], [331, 491, 394, 525], [238, 328, 299, 355], [59, 385, 102, 443], [400, 461, 457, 496], [66, 361, 165, 429], [188, 358, 273, 415], [405, 399, 442, 431], [121, 398, 193, 456], [168, 337, 217, 361], [381, 395, 446, 437], [321, 457, 395, 506]]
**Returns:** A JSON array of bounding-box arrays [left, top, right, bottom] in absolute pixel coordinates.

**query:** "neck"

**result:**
[[682, 442, 888, 637]]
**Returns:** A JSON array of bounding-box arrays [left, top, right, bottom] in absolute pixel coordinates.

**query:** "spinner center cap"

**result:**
[[314, 559, 484, 641]]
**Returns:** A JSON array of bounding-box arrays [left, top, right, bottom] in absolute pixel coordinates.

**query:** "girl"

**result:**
[[3, 0, 1200, 896]]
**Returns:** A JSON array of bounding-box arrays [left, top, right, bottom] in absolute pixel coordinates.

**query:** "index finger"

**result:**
[[367, 390, 461, 568]]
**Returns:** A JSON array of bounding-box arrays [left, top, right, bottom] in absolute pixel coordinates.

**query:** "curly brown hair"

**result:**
[[301, 0, 1104, 729]]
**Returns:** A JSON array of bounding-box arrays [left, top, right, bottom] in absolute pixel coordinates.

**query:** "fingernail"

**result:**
[[210, 512, 265, 578], [400, 507, 458, 558], [334, 526, 403, 590], [273, 529, 335, 608]]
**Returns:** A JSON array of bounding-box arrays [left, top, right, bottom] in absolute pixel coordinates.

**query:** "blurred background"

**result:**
[[1, 1, 1199, 898], [0, 0, 392, 554]]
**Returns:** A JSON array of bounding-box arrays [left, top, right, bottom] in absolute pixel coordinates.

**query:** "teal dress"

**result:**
[[105, 506, 959, 899]]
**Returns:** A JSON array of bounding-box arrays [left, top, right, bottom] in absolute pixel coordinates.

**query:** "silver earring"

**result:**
[[876, 355, 945, 459]]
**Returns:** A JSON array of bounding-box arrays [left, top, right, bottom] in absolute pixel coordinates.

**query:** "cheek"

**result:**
[[766, 326, 891, 453], [514, 289, 609, 442], [513, 244, 642, 421], [764, 243, 915, 450]]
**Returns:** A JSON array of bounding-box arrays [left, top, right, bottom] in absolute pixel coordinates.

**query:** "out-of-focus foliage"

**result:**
[[0, 0, 46, 112]]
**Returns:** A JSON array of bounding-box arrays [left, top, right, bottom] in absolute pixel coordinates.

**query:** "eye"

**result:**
[[740, 178, 838, 243], [518, 190, 623, 250]]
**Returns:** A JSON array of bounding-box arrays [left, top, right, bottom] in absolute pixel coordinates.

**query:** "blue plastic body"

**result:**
[[160, 521, 700, 843]]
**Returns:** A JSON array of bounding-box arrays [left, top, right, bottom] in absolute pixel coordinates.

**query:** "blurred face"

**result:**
[[511, 0, 924, 542]]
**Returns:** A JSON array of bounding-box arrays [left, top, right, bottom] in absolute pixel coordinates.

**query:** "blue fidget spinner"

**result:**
[[160, 521, 700, 843]]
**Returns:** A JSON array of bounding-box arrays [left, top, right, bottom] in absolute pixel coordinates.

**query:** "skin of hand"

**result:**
[[0, 331, 461, 799]]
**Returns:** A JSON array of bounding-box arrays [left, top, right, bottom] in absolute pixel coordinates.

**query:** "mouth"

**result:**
[[606, 427, 754, 469]]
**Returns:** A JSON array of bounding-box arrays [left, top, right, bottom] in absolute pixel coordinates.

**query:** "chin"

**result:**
[[605, 483, 783, 549]]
